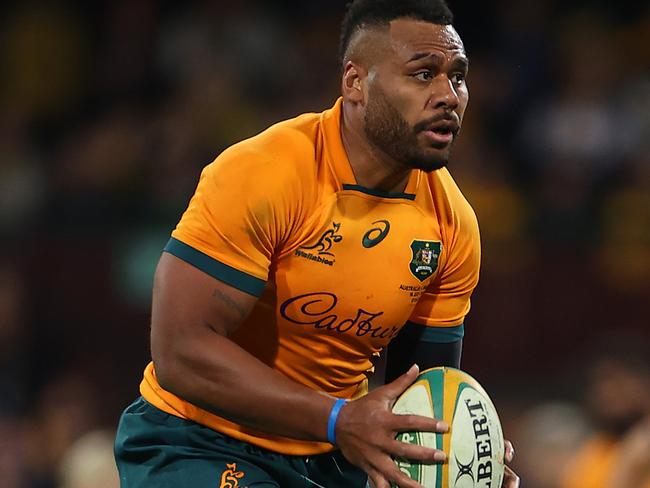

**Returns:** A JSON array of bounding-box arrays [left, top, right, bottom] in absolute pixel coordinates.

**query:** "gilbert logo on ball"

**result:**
[[392, 367, 505, 488]]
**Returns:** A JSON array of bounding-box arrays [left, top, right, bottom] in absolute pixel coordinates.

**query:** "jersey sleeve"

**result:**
[[165, 145, 295, 297], [408, 200, 481, 340]]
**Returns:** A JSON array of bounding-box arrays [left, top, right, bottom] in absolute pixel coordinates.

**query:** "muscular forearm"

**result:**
[[154, 323, 336, 442]]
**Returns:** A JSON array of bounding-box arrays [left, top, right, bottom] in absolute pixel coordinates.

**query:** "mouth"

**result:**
[[421, 119, 459, 147], [423, 129, 454, 145]]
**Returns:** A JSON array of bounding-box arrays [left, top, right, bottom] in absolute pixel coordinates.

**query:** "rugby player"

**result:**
[[115, 1, 520, 486]]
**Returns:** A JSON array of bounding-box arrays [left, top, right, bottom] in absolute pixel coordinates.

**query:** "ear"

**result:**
[[341, 61, 366, 104]]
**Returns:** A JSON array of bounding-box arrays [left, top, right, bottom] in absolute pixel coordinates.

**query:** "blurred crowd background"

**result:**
[[0, 0, 649, 487]]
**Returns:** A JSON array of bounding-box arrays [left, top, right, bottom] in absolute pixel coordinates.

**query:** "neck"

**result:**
[[340, 101, 412, 193]]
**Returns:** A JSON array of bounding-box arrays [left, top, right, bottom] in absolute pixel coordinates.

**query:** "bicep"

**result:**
[[151, 252, 258, 380]]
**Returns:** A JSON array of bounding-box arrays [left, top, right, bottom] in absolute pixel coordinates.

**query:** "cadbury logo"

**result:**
[[280, 292, 400, 340]]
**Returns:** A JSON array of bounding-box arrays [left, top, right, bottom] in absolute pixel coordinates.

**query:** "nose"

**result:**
[[429, 74, 460, 111]]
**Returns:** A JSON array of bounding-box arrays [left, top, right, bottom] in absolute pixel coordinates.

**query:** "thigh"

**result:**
[[115, 397, 279, 488]]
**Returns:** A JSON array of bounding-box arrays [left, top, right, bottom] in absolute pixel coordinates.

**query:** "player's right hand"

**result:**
[[334, 364, 448, 488]]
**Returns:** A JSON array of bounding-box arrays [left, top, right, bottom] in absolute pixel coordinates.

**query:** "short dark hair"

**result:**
[[339, 0, 454, 65]]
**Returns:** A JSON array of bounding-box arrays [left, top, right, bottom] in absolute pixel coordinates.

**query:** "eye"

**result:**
[[413, 70, 434, 82], [451, 72, 466, 86]]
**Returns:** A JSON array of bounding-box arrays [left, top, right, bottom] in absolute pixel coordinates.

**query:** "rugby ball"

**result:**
[[392, 367, 505, 488]]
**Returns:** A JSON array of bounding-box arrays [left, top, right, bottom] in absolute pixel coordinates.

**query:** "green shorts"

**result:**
[[114, 397, 368, 488]]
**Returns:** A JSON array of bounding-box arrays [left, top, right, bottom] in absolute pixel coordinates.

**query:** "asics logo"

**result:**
[[362, 220, 390, 248]]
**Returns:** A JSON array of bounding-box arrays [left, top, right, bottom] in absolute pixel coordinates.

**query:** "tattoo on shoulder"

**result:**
[[212, 289, 247, 320]]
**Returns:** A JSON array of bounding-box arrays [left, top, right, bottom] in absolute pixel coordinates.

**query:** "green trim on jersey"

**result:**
[[404, 321, 465, 343], [164, 238, 266, 297], [342, 184, 417, 201]]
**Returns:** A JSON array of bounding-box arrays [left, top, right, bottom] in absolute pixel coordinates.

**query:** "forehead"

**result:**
[[387, 19, 465, 61]]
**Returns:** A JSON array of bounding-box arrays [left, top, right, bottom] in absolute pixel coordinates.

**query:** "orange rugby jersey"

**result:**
[[141, 98, 481, 455]]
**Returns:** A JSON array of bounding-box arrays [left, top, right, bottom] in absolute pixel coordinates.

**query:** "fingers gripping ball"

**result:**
[[391, 367, 505, 488]]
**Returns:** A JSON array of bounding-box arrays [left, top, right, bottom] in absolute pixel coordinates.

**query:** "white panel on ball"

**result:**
[[449, 385, 505, 488]]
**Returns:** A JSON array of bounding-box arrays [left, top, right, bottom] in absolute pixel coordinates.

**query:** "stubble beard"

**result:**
[[363, 84, 452, 173]]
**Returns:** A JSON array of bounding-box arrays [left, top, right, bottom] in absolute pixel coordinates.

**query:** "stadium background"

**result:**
[[0, 1, 648, 487]]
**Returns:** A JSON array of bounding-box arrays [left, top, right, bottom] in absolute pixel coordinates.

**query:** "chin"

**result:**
[[415, 162, 448, 173], [410, 150, 450, 172]]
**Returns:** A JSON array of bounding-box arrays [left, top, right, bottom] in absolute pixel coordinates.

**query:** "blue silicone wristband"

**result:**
[[327, 399, 348, 445]]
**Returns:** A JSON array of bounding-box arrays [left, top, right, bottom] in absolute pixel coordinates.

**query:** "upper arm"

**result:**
[[151, 148, 296, 384], [151, 252, 258, 384]]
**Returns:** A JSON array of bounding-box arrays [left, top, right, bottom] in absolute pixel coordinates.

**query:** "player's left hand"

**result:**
[[502, 440, 520, 488]]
